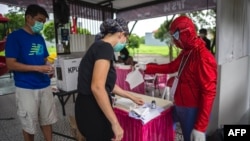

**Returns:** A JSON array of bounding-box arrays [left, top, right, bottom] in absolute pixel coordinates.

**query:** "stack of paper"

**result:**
[[115, 98, 165, 124], [129, 103, 162, 124], [131, 107, 150, 118]]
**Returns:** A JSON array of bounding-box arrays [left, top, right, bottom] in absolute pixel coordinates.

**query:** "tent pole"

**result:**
[[129, 20, 138, 35]]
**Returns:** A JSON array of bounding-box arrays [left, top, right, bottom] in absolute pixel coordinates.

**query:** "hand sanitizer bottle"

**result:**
[[151, 100, 156, 109]]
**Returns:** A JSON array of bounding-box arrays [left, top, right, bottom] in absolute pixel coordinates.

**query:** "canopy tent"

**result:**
[[0, 0, 217, 53], [0, 0, 216, 21], [116, 0, 216, 21], [0, 0, 217, 40]]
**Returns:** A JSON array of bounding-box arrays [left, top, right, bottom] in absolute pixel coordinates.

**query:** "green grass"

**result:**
[[136, 44, 169, 56], [128, 44, 181, 58]]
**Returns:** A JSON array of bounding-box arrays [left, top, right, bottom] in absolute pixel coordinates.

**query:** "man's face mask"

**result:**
[[31, 21, 44, 33]]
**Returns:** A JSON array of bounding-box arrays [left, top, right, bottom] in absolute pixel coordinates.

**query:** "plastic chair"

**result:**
[[155, 74, 167, 89], [144, 74, 157, 96], [161, 76, 175, 100], [144, 73, 167, 97]]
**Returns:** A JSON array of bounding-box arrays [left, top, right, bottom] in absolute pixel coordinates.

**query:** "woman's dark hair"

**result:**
[[115, 18, 129, 36], [96, 18, 129, 40], [25, 4, 49, 18]]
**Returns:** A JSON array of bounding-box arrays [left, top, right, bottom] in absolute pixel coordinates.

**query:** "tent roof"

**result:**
[[0, 0, 173, 12], [78, 0, 168, 10], [0, 0, 216, 21]]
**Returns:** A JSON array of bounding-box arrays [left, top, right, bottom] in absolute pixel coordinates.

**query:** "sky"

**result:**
[[0, 4, 165, 37], [128, 17, 166, 37], [0, 4, 8, 14]]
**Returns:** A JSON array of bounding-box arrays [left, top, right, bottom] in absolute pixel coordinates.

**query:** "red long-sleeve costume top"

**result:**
[[145, 38, 217, 132]]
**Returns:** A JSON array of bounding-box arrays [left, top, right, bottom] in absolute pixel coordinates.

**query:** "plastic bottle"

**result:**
[[57, 42, 64, 53], [151, 100, 156, 109]]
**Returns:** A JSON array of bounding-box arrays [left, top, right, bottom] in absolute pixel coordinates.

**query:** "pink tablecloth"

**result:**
[[114, 107, 174, 141], [115, 67, 145, 94]]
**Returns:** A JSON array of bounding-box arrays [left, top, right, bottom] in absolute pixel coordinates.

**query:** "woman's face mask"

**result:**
[[114, 33, 127, 52], [114, 42, 126, 52]]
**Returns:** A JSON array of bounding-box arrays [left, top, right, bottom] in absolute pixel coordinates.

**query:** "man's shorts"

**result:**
[[15, 86, 58, 134]]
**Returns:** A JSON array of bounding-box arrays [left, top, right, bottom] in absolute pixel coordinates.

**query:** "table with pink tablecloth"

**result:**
[[115, 67, 145, 94], [114, 92, 174, 141]]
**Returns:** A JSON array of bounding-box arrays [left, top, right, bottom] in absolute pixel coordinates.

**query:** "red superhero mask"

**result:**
[[169, 16, 197, 50]]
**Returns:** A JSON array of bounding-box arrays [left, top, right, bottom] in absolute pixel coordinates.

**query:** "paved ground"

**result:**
[[0, 73, 14, 96]]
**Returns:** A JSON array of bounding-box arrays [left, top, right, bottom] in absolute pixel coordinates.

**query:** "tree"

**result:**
[[154, 15, 176, 61], [43, 21, 55, 42], [0, 6, 25, 40], [4, 6, 25, 31], [3, 12, 24, 33], [0, 23, 6, 40], [187, 9, 216, 30], [127, 34, 140, 56], [139, 36, 145, 44]]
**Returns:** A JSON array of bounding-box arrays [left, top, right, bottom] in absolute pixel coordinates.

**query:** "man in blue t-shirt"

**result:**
[[5, 4, 57, 141]]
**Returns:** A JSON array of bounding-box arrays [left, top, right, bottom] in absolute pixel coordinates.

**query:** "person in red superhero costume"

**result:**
[[137, 16, 217, 141]]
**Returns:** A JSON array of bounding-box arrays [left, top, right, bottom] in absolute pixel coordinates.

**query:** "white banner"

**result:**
[[117, 0, 217, 21]]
